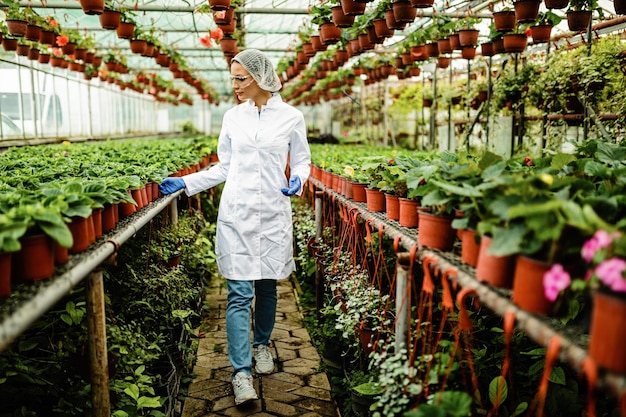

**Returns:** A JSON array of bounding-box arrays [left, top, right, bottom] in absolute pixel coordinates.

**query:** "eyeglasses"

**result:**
[[229, 75, 251, 84]]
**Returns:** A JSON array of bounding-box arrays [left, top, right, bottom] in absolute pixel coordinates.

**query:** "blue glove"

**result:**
[[281, 176, 301, 196], [159, 177, 185, 195]]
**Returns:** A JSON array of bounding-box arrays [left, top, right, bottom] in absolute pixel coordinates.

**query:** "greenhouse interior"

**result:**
[[1, 0, 626, 415]]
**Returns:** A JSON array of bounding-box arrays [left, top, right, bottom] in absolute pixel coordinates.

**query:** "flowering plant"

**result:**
[[199, 28, 223, 47], [543, 230, 626, 305]]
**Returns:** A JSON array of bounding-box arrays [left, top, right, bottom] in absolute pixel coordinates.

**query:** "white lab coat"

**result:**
[[182, 94, 311, 281]]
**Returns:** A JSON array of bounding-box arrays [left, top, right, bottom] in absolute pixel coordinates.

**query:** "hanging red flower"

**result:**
[[199, 34, 213, 48], [56, 34, 69, 46], [210, 27, 224, 41], [51, 47, 63, 57], [47, 16, 59, 27]]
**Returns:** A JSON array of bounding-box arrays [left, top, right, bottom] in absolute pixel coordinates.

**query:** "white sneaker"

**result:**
[[254, 344, 275, 374], [232, 372, 258, 405]]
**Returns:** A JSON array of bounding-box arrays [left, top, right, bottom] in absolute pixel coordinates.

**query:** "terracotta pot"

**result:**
[[319, 22, 341, 45], [514, 0, 541, 23], [417, 211, 456, 251], [437, 38, 452, 54], [69, 216, 92, 253], [588, 291, 626, 374], [209, 0, 231, 10], [116, 21, 135, 39], [341, 0, 367, 16], [411, 0, 435, 7], [102, 204, 117, 233], [119, 202, 136, 218], [458, 29, 479, 47], [392, 0, 417, 23], [475, 235, 515, 288], [13, 234, 55, 281], [461, 45, 476, 60], [425, 42, 439, 58], [385, 194, 400, 221], [566, 10, 592, 32], [529, 24, 552, 43], [614, 0, 626, 13], [0, 252, 12, 299], [54, 242, 69, 265], [373, 18, 394, 38], [385, 9, 406, 30], [79, 0, 105, 15], [25, 24, 41, 42], [460, 229, 480, 267], [6, 19, 27, 37], [99, 9, 121, 29], [437, 56, 451, 69], [352, 182, 367, 203], [62, 42, 76, 55], [493, 10, 516, 32], [131, 188, 145, 209], [130, 39, 147, 54], [39, 30, 56, 45], [92, 208, 103, 239], [503, 33, 528, 53], [16, 44, 29, 57], [220, 37, 238, 55], [544, 0, 569, 8], [511, 256, 554, 315], [398, 198, 419, 228], [481, 42, 495, 57], [365, 188, 385, 212], [214, 6, 235, 24], [152, 182, 160, 200]]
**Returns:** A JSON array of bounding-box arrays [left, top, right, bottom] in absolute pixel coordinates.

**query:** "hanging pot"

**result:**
[[39, 30, 56, 45], [208, 0, 231, 10], [503, 33, 528, 53], [373, 18, 394, 38], [25, 24, 42, 42], [480, 42, 495, 57], [385, 9, 406, 30], [514, 0, 541, 23], [392, 0, 417, 23], [449, 33, 461, 50], [116, 21, 135, 39], [437, 56, 451, 69], [437, 38, 453, 54], [214, 6, 235, 24], [614, 0, 626, 14], [6, 19, 27, 37], [99, 9, 121, 30], [529, 24, 552, 43], [566, 10, 592, 32], [492, 10, 516, 32], [544, 0, 569, 8], [341, 0, 367, 16], [411, 0, 435, 7], [319, 22, 342, 44], [458, 29, 479, 46], [461, 45, 476, 60], [79, 0, 105, 15], [511, 256, 554, 315], [424, 42, 439, 58], [417, 211, 456, 251]]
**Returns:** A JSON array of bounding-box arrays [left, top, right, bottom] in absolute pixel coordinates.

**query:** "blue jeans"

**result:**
[[226, 279, 277, 376]]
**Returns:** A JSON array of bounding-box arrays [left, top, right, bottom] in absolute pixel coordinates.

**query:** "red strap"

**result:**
[[441, 269, 456, 311], [393, 236, 401, 253], [530, 336, 561, 417], [456, 288, 477, 331], [581, 357, 597, 417], [365, 219, 373, 243], [421, 255, 437, 295]]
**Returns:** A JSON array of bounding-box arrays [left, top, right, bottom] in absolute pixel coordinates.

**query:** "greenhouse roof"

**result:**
[[3, 0, 625, 99]]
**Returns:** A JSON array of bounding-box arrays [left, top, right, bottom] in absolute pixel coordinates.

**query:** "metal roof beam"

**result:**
[[81, 27, 300, 34], [15, 2, 309, 14]]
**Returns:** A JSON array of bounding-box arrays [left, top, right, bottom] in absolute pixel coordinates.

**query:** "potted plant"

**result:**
[[529, 10, 561, 43], [566, 0, 601, 31]]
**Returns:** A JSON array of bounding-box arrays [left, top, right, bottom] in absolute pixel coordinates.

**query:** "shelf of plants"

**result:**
[[301, 142, 626, 416], [0, 136, 217, 416]]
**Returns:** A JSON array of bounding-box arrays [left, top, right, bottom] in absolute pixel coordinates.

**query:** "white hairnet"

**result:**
[[232, 49, 282, 92]]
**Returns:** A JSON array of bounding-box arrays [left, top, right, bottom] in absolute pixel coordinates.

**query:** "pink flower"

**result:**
[[543, 264, 571, 302], [581, 230, 616, 263], [210, 27, 224, 41], [594, 257, 626, 293]]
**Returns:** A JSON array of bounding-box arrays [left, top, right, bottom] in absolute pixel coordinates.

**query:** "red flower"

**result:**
[[210, 27, 224, 41], [524, 27, 532, 38], [47, 16, 59, 27], [51, 47, 63, 57], [199, 35, 213, 48], [524, 156, 534, 166], [56, 34, 69, 46]]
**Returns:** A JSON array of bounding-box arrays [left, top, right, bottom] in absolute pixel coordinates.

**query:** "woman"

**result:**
[[159, 49, 311, 406]]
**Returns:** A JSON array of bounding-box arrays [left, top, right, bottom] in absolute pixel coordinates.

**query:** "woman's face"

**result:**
[[230, 62, 261, 101]]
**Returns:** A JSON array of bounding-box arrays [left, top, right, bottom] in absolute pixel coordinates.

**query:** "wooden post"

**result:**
[[315, 191, 323, 317], [395, 253, 410, 351], [170, 196, 178, 226], [87, 269, 110, 417]]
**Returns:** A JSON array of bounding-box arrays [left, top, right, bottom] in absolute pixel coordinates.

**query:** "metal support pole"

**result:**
[[540, 41, 552, 153], [395, 254, 409, 351], [447, 64, 453, 151], [583, 18, 593, 142], [486, 57, 492, 149], [511, 54, 519, 157], [86, 269, 111, 417], [430, 68, 437, 148], [315, 191, 323, 316]]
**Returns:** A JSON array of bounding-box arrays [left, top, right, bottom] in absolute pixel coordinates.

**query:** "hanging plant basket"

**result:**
[[480, 41, 495, 57], [493, 10, 516, 32], [16, 44, 29, 57], [385, 9, 406, 30], [99, 9, 121, 30], [38, 53, 50, 64], [615, 0, 626, 14], [529, 24, 553, 43], [411, 44, 428, 60], [219, 37, 237, 55], [503, 33, 528, 53], [425, 41, 439, 58], [39, 30, 56, 45], [514, 0, 541, 23], [25, 24, 41, 42], [332, 6, 355, 27], [342, 0, 367, 16], [437, 56, 451, 68], [373, 18, 394, 38], [392, 0, 417, 23], [545, 0, 569, 8], [79, 0, 105, 15], [2, 37, 18, 52], [566, 10, 592, 32], [461, 45, 477, 59], [411, 0, 435, 7], [449, 33, 461, 50], [208, 0, 231, 10], [437, 38, 452, 54], [6, 20, 28, 37], [116, 21, 135, 39], [458, 29, 479, 46], [319, 22, 342, 44], [130, 39, 147, 54], [214, 7, 235, 24]]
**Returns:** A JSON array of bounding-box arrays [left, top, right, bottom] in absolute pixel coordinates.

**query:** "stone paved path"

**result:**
[[181, 278, 341, 417]]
